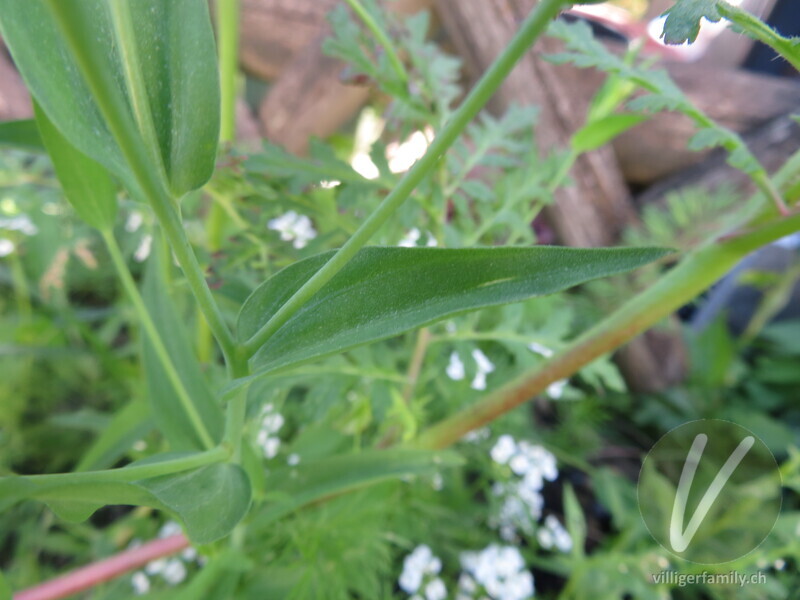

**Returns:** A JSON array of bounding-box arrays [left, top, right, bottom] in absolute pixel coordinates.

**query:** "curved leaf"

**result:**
[[0, 0, 219, 197], [0, 462, 251, 545], [0, 119, 44, 152], [34, 101, 118, 230], [239, 246, 671, 376]]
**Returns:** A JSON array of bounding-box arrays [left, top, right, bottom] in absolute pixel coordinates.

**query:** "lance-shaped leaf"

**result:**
[[143, 245, 223, 451], [252, 449, 463, 530], [0, 461, 251, 545], [0, 0, 219, 198], [239, 246, 671, 376], [34, 101, 118, 231], [0, 119, 44, 152]]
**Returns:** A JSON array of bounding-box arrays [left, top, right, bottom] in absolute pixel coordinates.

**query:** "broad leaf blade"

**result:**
[[141, 463, 251, 545], [254, 449, 462, 528], [0, 0, 219, 197], [239, 246, 671, 376], [143, 245, 223, 450], [34, 101, 118, 230], [0, 463, 250, 545]]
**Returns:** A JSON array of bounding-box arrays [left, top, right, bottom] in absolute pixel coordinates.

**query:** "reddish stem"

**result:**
[[13, 534, 189, 600]]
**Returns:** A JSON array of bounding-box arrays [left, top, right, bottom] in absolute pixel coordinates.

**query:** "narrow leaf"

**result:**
[[143, 245, 223, 450], [0, 119, 44, 152], [0, 0, 220, 197], [34, 101, 118, 230], [75, 399, 153, 472], [239, 246, 671, 376], [572, 114, 647, 153], [253, 449, 462, 529], [563, 483, 587, 559]]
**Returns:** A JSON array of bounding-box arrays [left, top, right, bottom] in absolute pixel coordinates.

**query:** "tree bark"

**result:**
[[435, 0, 686, 392]]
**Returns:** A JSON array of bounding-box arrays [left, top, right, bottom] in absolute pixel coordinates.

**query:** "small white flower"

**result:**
[[125, 211, 144, 232], [181, 546, 198, 562], [491, 435, 517, 465], [145, 558, 166, 576], [538, 515, 572, 553], [470, 349, 495, 391], [261, 413, 285, 434], [399, 228, 422, 248], [134, 234, 153, 263], [460, 545, 534, 600], [268, 211, 317, 249], [424, 578, 447, 600], [399, 545, 442, 594], [431, 472, 443, 491], [546, 379, 567, 399], [158, 521, 182, 539], [463, 427, 490, 443], [0, 238, 14, 257], [259, 435, 280, 459], [131, 572, 150, 595], [352, 153, 380, 180], [527, 341, 553, 358], [446, 351, 466, 381], [287, 453, 301, 466], [161, 558, 187, 585], [0, 215, 38, 236]]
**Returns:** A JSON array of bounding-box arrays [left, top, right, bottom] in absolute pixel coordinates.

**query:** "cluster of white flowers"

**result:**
[[256, 403, 284, 459], [446, 350, 496, 391], [130, 522, 201, 595], [399, 227, 438, 248], [490, 435, 560, 541], [537, 515, 572, 553], [268, 211, 317, 249], [458, 545, 534, 600], [399, 545, 447, 600], [0, 214, 38, 257]]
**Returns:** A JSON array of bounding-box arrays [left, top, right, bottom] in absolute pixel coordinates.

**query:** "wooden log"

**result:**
[[257, 0, 432, 155], [435, 0, 686, 392], [240, 0, 336, 81], [637, 112, 800, 207], [614, 64, 800, 183], [0, 46, 32, 121]]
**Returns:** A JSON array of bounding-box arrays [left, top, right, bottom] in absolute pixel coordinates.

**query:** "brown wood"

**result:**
[[637, 112, 800, 207], [614, 64, 800, 183], [240, 0, 337, 81], [0, 47, 32, 121], [435, 0, 686, 392], [257, 0, 432, 155], [436, 0, 636, 247]]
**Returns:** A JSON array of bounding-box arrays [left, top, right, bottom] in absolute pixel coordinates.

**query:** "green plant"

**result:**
[[0, 0, 799, 597]]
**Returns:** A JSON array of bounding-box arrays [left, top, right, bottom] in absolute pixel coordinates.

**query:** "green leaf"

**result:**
[[0, 119, 44, 152], [0, 571, 11, 600], [253, 449, 462, 529], [239, 246, 671, 376], [143, 244, 223, 450], [75, 399, 153, 472], [661, 0, 722, 45], [34, 101, 118, 230], [562, 483, 587, 559], [571, 114, 648, 153], [0, 0, 220, 198], [0, 462, 250, 545]]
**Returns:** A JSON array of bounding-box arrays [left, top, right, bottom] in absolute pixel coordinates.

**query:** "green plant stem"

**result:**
[[198, 0, 242, 364], [243, 0, 570, 356], [8, 248, 32, 320], [44, 0, 238, 370], [415, 211, 800, 449], [343, 0, 408, 86], [718, 3, 800, 73], [102, 229, 217, 450], [17, 446, 229, 486]]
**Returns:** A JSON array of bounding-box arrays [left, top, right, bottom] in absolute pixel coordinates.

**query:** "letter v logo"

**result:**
[[669, 433, 754, 553]]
